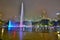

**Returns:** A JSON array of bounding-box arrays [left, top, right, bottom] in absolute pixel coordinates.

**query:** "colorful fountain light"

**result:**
[[8, 20, 12, 31], [8, 1, 24, 40], [8, 20, 15, 30], [13, 30, 16, 39], [8, 20, 17, 40], [19, 2, 24, 40]]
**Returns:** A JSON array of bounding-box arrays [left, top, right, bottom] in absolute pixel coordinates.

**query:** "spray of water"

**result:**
[[19, 2, 24, 40]]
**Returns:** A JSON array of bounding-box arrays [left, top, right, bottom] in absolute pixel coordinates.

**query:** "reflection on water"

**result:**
[[0, 26, 59, 40]]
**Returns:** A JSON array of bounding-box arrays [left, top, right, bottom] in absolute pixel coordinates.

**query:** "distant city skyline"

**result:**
[[0, 0, 60, 20]]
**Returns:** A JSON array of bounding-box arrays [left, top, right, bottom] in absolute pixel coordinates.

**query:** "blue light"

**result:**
[[8, 27, 11, 31], [8, 20, 13, 31]]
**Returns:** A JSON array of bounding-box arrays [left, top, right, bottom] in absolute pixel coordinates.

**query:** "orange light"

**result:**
[[13, 31, 16, 38]]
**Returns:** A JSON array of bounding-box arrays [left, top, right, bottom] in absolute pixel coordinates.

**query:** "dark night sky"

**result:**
[[0, 0, 60, 20]]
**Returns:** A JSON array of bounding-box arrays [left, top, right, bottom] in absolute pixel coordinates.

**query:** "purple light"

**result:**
[[19, 2, 24, 40]]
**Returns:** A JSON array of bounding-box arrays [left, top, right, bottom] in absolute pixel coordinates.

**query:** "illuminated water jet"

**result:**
[[19, 2, 24, 40]]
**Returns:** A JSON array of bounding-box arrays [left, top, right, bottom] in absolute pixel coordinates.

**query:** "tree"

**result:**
[[57, 20, 60, 26], [0, 19, 5, 27], [40, 19, 50, 26], [50, 20, 58, 26]]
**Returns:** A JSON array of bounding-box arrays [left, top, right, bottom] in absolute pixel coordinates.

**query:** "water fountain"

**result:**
[[19, 1, 24, 40]]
